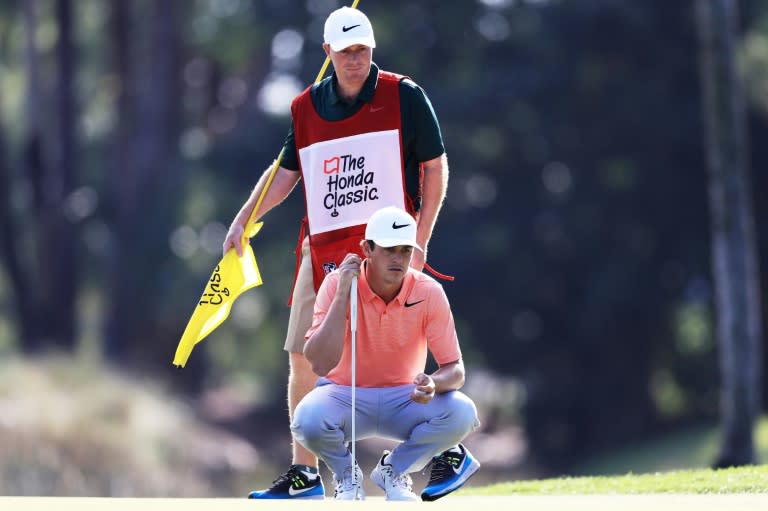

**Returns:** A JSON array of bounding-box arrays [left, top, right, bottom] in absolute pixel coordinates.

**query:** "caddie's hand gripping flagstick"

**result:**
[[350, 274, 360, 499]]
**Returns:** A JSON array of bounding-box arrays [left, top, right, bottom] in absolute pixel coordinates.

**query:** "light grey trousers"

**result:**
[[291, 377, 480, 478]]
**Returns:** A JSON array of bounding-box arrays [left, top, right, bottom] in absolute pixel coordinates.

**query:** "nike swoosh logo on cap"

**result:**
[[342, 24, 360, 32], [392, 222, 410, 229]]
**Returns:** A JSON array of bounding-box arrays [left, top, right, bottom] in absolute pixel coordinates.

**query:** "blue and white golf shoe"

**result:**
[[421, 444, 480, 501]]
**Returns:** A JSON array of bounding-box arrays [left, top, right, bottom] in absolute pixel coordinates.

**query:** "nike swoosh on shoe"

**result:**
[[288, 485, 318, 497], [452, 455, 467, 475]]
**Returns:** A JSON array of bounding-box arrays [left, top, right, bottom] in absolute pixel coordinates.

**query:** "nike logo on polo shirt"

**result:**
[[370, 105, 384, 113], [342, 24, 360, 32], [404, 300, 425, 308], [392, 222, 409, 229]]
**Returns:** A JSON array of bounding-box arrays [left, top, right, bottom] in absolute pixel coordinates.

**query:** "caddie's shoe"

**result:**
[[333, 464, 365, 500], [421, 444, 480, 501], [247, 465, 324, 500], [370, 451, 419, 501]]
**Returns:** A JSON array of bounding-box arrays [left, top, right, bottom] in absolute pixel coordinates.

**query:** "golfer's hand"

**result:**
[[222, 224, 245, 257], [336, 253, 361, 297], [410, 248, 426, 272], [411, 373, 436, 404]]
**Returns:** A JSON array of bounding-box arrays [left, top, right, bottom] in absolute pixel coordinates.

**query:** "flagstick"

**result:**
[[240, 0, 362, 245], [350, 275, 359, 499]]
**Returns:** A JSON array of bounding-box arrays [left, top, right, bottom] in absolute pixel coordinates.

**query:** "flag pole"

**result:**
[[239, 0, 362, 247]]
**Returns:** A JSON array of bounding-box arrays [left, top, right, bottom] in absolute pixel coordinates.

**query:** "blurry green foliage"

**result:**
[[0, 0, 766, 475]]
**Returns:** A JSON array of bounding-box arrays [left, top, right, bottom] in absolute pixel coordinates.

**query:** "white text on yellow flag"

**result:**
[[173, 223, 263, 367]]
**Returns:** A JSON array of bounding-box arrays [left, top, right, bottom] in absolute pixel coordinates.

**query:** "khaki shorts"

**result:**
[[284, 237, 317, 353]]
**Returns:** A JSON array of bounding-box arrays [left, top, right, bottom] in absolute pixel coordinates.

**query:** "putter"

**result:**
[[350, 274, 360, 499]]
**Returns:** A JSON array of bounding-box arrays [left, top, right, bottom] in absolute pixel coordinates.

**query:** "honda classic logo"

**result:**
[[322, 153, 379, 217], [298, 129, 403, 235]]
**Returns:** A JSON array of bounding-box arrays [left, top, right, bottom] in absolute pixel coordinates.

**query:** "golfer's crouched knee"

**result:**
[[290, 397, 328, 453], [445, 391, 481, 437]]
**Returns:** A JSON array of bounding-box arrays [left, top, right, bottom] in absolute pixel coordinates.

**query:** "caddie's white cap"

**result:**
[[365, 206, 423, 252], [323, 6, 376, 52]]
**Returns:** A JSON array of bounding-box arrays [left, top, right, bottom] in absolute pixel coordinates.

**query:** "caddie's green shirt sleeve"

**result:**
[[399, 78, 445, 164], [281, 122, 300, 171]]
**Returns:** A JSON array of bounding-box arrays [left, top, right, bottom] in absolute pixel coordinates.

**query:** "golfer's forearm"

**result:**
[[304, 296, 348, 375], [232, 165, 299, 228], [430, 360, 465, 394], [417, 154, 448, 250]]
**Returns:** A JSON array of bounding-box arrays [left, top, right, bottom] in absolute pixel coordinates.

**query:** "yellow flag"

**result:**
[[173, 222, 264, 368]]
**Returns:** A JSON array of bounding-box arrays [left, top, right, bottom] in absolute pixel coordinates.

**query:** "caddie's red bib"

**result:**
[[291, 70, 414, 292]]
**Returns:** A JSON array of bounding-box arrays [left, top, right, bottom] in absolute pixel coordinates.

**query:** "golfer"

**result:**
[[222, 6, 475, 499], [291, 206, 480, 501]]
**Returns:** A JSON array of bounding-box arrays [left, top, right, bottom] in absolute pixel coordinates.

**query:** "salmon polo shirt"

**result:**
[[305, 261, 461, 388]]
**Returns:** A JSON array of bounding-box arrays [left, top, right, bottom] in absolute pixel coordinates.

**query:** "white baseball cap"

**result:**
[[365, 206, 423, 252], [323, 6, 376, 52]]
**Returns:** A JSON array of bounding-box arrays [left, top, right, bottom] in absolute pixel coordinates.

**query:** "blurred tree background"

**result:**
[[0, 0, 767, 496]]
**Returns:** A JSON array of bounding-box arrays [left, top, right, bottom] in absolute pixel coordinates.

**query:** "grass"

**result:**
[[572, 417, 768, 475], [462, 417, 768, 496], [462, 464, 768, 495]]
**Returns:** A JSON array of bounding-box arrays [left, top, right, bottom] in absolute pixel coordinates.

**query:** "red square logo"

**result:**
[[323, 156, 340, 174]]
